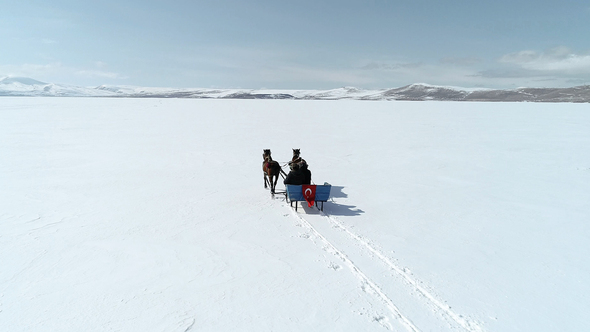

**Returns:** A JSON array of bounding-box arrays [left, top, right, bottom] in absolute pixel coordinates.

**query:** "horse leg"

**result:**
[[269, 174, 275, 194], [264, 172, 268, 188], [272, 174, 279, 194]]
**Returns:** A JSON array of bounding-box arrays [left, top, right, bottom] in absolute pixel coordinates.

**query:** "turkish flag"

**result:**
[[302, 185, 316, 208]]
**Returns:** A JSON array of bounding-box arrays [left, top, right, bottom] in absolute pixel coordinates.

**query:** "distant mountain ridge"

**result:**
[[1, 76, 589, 102]]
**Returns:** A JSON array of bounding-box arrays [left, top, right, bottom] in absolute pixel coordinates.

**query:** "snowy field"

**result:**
[[1, 97, 589, 331]]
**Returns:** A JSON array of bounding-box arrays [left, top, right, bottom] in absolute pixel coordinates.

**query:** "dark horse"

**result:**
[[263, 149, 282, 194], [290, 148, 307, 169]]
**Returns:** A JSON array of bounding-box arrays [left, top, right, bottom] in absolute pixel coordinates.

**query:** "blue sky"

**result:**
[[1, 0, 589, 89]]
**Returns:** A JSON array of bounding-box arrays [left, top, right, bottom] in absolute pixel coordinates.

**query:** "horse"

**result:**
[[263, 150, 282, 194], [290, 148, 307, 170], [264, 149, 287, 176]]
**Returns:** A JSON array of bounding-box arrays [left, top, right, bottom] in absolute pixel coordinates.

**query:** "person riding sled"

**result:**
[[284, 163, 305, 185]]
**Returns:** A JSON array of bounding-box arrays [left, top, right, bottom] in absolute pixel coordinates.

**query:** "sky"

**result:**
[[1, 0, 590, 89]]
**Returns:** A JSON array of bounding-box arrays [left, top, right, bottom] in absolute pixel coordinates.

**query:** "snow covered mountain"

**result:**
[[2, 76, 589, 102], [374, 84, 590, 102], [0, 77, 116, 97]]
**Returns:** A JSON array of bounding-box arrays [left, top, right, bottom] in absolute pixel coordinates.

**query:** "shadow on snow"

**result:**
[[276, 185, 364, 217]]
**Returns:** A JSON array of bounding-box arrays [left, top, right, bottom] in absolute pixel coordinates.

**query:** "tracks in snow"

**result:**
[[290, 211, 419, 332], [288, 207, 485, 332]]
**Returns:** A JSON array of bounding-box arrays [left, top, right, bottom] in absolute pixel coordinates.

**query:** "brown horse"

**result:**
[[263, 150, 282, 194]]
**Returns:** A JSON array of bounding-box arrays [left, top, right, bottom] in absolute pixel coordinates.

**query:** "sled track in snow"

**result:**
[[318, 211, 485, 332], [289, 210, 420, 332]]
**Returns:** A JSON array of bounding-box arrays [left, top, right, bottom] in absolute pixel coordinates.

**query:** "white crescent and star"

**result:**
[[305, 188, 313, 196]]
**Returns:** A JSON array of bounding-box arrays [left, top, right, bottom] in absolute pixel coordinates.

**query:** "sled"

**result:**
[[285, 184, 331, 211]]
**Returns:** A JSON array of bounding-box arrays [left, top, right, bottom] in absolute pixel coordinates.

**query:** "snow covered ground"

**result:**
[[1, 97, 589, 331]]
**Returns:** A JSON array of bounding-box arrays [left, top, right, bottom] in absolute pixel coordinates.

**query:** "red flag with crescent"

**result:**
[[302, 185, 316, 207]]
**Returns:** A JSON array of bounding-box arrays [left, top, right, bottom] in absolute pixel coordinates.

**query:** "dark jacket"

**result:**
[[300, 164, 312, 185], [284, 168, 305, 185]]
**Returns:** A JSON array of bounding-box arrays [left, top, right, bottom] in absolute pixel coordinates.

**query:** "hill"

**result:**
[[2, 77, 589, 102]]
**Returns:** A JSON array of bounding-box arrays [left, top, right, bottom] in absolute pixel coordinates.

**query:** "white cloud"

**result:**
[[439, 57, 483, 66], [0, 62, 128, 85], [357, 53, 590, 89], [259, 64, 374, 86], [0, 62, 63, 77], [361, 61, 423, 70], [357, 59, 496, 88], [500, 47, 590, 74], [75, 70, 128, 79], [171, 45, 377, 88], [94, 61, 108, 68]]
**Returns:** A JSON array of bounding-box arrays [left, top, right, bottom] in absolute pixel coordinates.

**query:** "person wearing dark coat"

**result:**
[[300, 163, 312, 185], [284, 163, 305, 185]]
